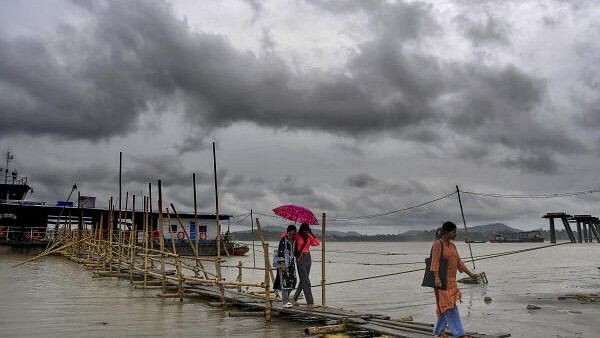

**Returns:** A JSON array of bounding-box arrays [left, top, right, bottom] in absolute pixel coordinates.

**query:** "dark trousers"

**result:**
[[293, 253, 314, 305]]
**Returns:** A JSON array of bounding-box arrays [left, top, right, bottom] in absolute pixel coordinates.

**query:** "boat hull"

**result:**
[[489, 238, 544, 243]]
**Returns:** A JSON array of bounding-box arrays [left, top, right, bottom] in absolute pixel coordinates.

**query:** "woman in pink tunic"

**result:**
[[431, 221, 477, 338], [292, 223, 320, 307]]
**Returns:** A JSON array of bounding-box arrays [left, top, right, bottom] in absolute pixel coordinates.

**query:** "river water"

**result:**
[[1, 241, 599, 337]]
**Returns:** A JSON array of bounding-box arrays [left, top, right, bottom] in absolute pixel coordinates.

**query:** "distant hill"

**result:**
[[232, 222, 534, 242], [466, 223, 521, 233], [233, 225, 362, 241]]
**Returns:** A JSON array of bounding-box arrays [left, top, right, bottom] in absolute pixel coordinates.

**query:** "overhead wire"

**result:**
[[329, 191, 457, 222], [461, 188, 600, 199]]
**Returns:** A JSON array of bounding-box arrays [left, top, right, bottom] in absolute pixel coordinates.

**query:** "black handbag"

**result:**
[[422, 240, 448, 289]]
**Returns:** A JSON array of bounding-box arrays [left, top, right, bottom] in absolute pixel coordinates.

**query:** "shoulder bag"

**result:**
[[421, 240, 448, 289]]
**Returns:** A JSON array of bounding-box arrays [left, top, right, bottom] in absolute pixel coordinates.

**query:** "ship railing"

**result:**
[[0, 175, 29, 186], [0, 226, 47, 241]]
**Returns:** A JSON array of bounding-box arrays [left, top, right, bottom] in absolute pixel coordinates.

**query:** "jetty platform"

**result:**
[[19, 212, 510, 338]]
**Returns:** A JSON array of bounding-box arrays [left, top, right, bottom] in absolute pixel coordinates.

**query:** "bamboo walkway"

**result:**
[[17, 205, 510, 338]]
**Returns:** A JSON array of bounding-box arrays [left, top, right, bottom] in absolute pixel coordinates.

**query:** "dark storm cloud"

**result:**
[[28, 162, 114, 198], [275, 175, 314, 196], [572, 75, 600, 131], [0, 0, 586, 172], [0, 0, 442, 143], [225, 174, 245, 187], [332, 178, 456, 227], [271, 176, 338, 210], [175, 134, 209, 155], [0, 21, 161, 140], [446, 64, 584, 171], [500, 152, 558, 174], [243, 0, 264, 23], [456, 13, 510, 47], [456, 144, 489, 161], [345, 173, 379, 188], [332, 143, 365, 156], [123, 154, 211, 188], [249, 177, 265, 185], [226, 185, 267, 201], [305, 0, 437, 41]]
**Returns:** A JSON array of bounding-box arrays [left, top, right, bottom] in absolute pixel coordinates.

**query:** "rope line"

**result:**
[[231, 212, 251, 226], [311, 242, 571, 287], [329, 191, 457, 222]]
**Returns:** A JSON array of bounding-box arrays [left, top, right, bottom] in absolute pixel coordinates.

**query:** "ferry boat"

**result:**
[[488, 230, 544, 243], [0, 153, 248, 256], [1, 193, 249, 256]]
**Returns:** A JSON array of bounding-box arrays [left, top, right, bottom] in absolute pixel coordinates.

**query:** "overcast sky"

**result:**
[[1, 0, 600, 234]]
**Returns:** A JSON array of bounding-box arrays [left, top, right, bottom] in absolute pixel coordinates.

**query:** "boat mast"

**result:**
[[4, 151, 14, 184]]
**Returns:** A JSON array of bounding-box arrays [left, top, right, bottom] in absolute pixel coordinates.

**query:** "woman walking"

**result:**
[[430, 221, 478, 338], [292, 222, 320, 307], [274, 225, 297, 308]]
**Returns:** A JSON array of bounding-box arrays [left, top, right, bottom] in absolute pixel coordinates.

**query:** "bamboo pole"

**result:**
[[97, 213, 104, 266], [193, 173, 199, 258], [87, 220, 95, 263], [129, 195, 136, 283], [121, 193, 129, 269], [212, 142, 225, 304], [255, 218, 271, 321], [251, 209, 256, 267], [148, 182, 154, 253], [237, 261, 243, 292], [13, 236, 88, 267], [321, 212, 326, 307], [108, 199, 113, 272], [170, 203, 209, 279], [158, 179, 166, 292], [305, 324, 346, 335], [119, 151, 122, 221], [117, 226, 123, 269], [144, 196, 149, 287], [176, 257, 184, 302], [185, 275, 264, 288], [66, 212, 73, 256], [456, 185, 476, 270], [166, 211, 177, 255]]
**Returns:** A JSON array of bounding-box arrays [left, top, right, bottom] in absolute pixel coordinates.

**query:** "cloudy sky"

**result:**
[[1, 0, 600, 234]]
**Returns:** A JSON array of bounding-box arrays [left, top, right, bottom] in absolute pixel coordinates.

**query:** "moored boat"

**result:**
[[488, 230, 544, 243]]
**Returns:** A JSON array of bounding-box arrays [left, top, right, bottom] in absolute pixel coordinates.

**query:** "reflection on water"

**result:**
[[1, 242, 600, 337]]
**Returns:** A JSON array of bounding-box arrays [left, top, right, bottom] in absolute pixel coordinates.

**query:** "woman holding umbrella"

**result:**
[[292, 222, 320, 307]]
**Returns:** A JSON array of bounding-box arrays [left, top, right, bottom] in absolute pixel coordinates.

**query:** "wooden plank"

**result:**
[[349, 322, 434, 338]]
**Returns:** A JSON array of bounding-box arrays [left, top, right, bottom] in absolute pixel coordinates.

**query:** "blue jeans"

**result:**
[[282, 289, 290, 304], [434, 306, 465, 337]]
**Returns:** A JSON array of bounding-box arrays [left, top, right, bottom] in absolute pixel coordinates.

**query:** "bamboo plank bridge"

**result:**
[[17, 200, 510, 338]]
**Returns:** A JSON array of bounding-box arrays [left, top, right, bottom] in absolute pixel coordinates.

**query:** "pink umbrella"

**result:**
[[272, 204, 319, 225]]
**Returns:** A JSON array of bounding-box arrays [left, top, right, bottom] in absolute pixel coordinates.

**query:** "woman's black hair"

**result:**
[[441, 221, 457, 233], [299, 223, 310, 237], [287, 224, 297, 232]]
